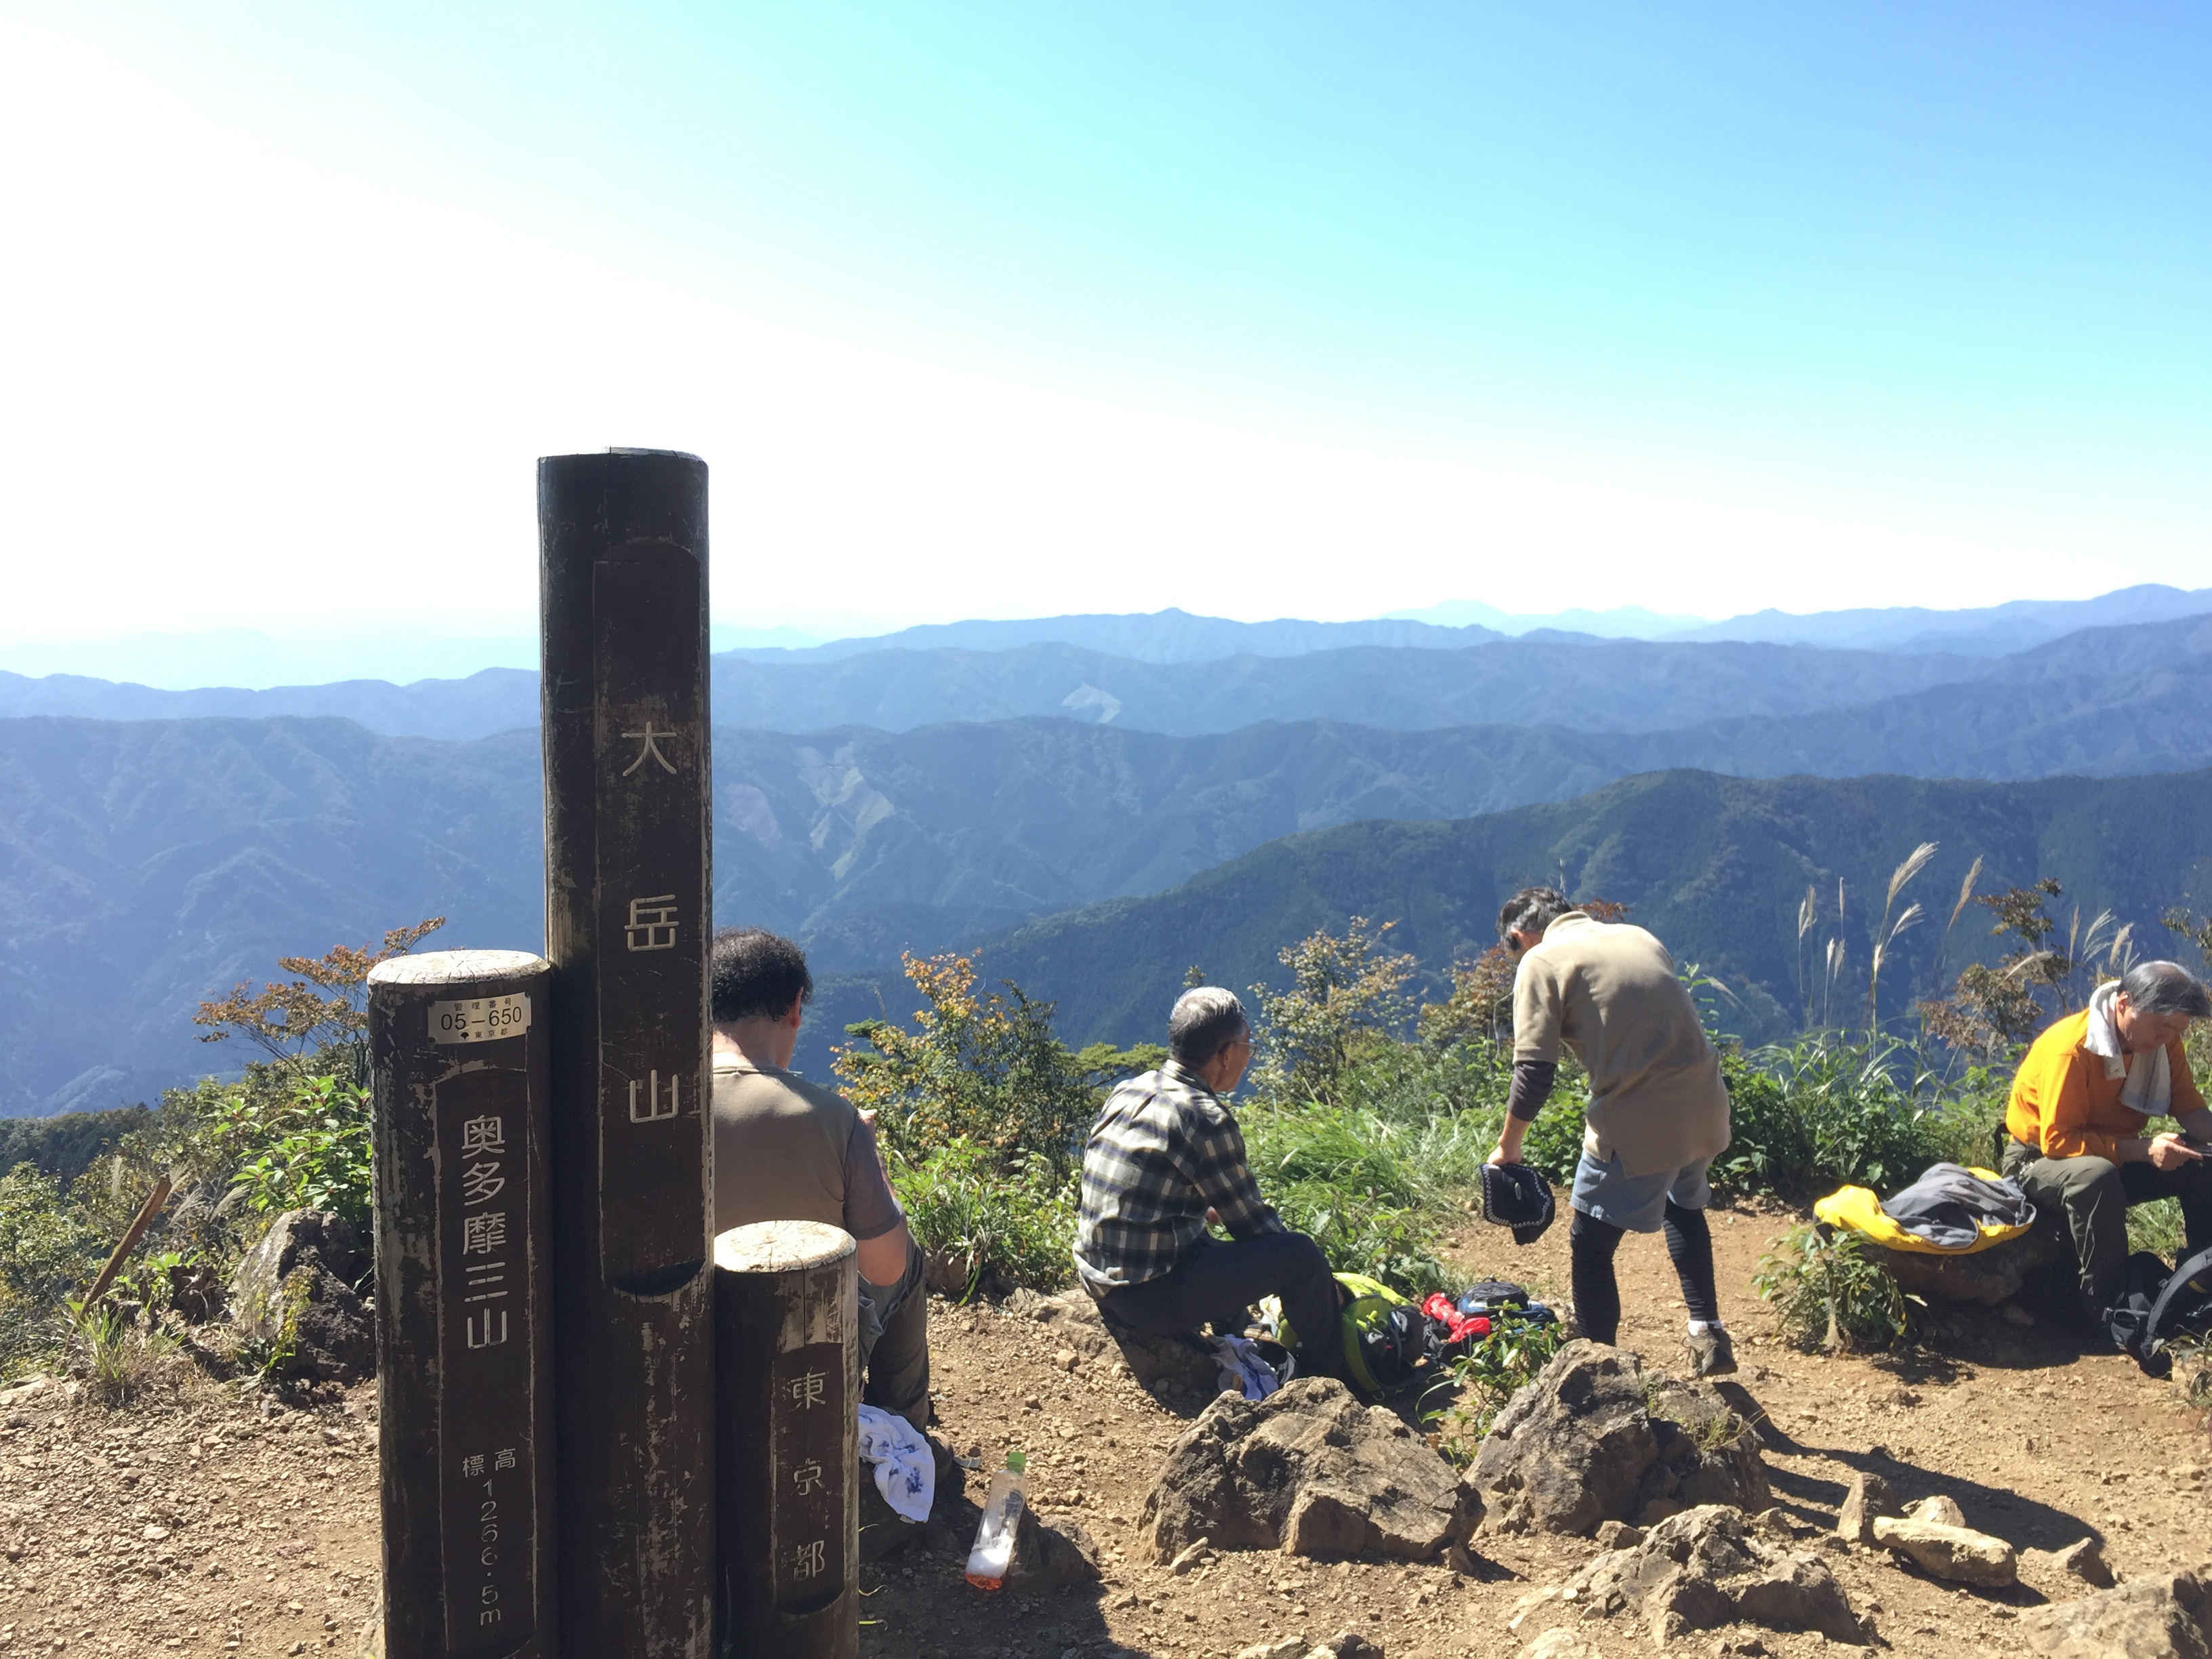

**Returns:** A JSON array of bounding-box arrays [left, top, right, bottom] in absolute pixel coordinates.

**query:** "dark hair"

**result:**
[[1168, 986, 1248, 1067], [1498, 886, 1574, 942], [2121, 960, 2212, 1020], [710, 928, 813, 1023]]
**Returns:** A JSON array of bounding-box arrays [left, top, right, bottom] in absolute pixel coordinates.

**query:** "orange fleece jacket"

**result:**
[[2005, 1008, 2205, 1162]]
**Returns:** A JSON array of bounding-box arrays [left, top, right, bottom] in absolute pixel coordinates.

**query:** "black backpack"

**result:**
[[2104, 1244, 2212, 1376]]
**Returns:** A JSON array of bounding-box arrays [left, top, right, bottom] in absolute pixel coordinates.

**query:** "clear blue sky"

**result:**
[[1, 2, 2206, 668]]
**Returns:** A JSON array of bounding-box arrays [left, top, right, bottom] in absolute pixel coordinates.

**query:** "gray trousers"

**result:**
[[2002, 1139, 2212, 1313], [857, 1235, 932, 1429]]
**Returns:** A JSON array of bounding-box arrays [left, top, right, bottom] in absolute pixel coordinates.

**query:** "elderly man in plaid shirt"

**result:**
[[1073, 987, 1347, 1379]]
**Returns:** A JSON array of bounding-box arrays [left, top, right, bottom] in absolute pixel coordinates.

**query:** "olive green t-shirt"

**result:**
[[710, 1055, 904, 1242]]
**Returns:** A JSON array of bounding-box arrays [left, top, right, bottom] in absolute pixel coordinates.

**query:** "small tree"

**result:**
[[1917, 880, 2069, 1059], [194, 918, 445, 1080], [1250, 918, 1417, 1104], [1416, 945, 1517, 1064], [834, 954, 1151, 1172]]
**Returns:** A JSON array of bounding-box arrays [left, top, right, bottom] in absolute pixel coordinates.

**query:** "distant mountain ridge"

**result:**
[[797, 766, 2212, 1081], [1664, 582, 2212, 655]]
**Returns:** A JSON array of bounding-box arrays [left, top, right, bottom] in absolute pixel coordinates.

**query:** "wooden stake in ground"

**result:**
[[715, 1221, 859, 1659], [77, 1174, 173, 1317], [539, 449, 716, 1659], [369, 948, 557, 1659]]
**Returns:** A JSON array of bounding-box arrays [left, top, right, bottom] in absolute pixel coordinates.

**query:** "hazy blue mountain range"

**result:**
[[14, 640, 2212, 1115], [1666, 583, 2212, 656], [716, 607, 1507, 661], [1383, 600, 1706, 637], [788, 767, 2212, 1081], [3, 635, 1993, 741]]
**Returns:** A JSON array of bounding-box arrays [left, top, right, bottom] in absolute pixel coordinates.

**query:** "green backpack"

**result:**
[[1279, 1271, 1446, 1402]]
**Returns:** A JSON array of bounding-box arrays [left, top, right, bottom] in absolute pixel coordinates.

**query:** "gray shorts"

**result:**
[[1571, 1149, 1713, 1233]]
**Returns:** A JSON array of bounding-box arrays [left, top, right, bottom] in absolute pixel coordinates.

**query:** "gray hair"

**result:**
[[1498, 885, 1574, 941], [2121, 960, 2212, 1019], [1169, 986, 1248, 1067]]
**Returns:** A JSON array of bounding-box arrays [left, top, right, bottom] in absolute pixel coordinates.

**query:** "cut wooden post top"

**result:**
[[368, 949, 552, 987], [715, 1220, 855, 1275]]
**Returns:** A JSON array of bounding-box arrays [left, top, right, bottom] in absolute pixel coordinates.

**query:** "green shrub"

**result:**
[[1242, 1100, 1454, 1296], [217, 1073, 373, 1227], [0, 1163, 102, 1374], [2130, 1197, 2189, 1258], [1753, 1223, 1917, 1352], [890, 1138, 1077, 1300], [1717, 1034, 1948, 1197], [1427, 1315, 1568, 1465]]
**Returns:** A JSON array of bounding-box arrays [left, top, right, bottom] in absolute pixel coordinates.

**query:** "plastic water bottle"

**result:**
[[963, 1450, 1028, 1590]]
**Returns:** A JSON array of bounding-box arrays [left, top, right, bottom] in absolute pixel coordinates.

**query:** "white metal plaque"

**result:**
[[428, 993, 533, 1045]]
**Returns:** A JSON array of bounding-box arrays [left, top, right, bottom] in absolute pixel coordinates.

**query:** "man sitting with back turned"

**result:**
[[1487, 886, 1737, 1377], [1073, 986, 1345, 1380], [709, 927, 932, 1433], [2004, 959, 2212, 1331]]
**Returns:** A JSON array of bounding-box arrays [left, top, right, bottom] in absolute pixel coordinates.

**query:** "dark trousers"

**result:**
[[1569, 1202, 1719, 1347], [858, 1236, 931, 1429], [1094, 1231, 1345, 1380], [2002, 1139, 2212, 1314]]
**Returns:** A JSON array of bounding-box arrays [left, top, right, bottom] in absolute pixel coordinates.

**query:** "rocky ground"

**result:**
[[1, 1196, 2207, 1658]]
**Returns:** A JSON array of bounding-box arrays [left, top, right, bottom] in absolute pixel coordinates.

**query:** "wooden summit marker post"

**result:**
[[539, 451, 715, 1658], [368, 949, 557, 1659], [715, 1221, 861, 1659]]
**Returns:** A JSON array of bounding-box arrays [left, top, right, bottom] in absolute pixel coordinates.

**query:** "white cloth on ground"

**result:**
[[856, 1404, 934, 1523], [2087, 981, 2173, 1115], [1212, 1334, 1281, 1401]]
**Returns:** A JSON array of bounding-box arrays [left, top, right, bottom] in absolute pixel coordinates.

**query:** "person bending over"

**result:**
[[1073, 987, 1345, 1380], [709, 926, 933, 1431], [2004, 959, 2212, 1331], [1487, 887, 1736, 1376]]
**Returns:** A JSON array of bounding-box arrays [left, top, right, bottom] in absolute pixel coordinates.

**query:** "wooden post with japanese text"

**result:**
[[714, 1221, 861, 1659], [538, 449, 716, 1659], [368, 949, 558, 1659]]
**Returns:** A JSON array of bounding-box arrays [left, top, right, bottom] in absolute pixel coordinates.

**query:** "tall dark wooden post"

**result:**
[[369, 949, 558, 1659], [715, 1221, 860, 1659], [539, 450, 714, 1659]]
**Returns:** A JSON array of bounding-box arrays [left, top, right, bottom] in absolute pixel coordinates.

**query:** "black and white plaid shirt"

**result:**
[[1073, 1061, 1285, 1290]]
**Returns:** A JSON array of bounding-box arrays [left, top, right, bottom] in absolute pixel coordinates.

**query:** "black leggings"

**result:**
[[1568, 1202, 1719, 1345]]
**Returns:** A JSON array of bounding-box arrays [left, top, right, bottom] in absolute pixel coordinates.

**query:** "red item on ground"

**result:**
[[1422, 1293, 1491, 1345]]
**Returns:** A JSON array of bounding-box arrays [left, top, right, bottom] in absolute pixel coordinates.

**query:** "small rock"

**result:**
[[1306, 1633, 1383, 1659], [1835, 1470, 1898, 1545], [1168, 1538, 1211, 1575], [1904, 1494, 1966, 1528], [2020, 1536, 2116, 1593], [1231, 1643, 1307, 1659], [1871, 1516, 2018, 1587], [141, 1525, 168, 1541], [1524, 1630, 1605, 1659], [2001, 1303, 2034, 1327], [2019, 1567, 2212, 1656], [1594, 1519, 1644, 1550], [1054, 1348, 1079, 1372]]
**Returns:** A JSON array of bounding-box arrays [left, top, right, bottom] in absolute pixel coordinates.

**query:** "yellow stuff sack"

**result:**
[[1812, 1166, 2032, 1256]]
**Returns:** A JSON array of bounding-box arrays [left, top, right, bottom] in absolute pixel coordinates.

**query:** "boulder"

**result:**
[[2022, 1536, 2118, 1593], [1550, 1504, 1864, 1644], [1835, 1470, 1899, 1545], [229, 1210, 373, 1382], [1007, 1507, 1102, 1586], [1003, 1287, 1223, 1406], [1471, 1341, 1770, 1536], [1141, 1376, 1479, 1563], [1860, 1223, 2064, 1307], [1871, 1516, 2018, 1587], [2019, 1568, 2212, 1659]]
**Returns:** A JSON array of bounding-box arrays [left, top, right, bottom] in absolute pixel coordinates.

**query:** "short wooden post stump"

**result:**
[[367, 948, 557, 1659], [714, 1221, 859, 1659]]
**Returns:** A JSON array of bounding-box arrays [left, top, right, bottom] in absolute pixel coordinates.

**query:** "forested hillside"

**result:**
[[796, 767, 2212, 1077]]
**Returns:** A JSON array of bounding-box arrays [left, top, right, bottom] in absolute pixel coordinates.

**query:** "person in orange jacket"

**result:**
[[2003, 960, 2212, 1323]]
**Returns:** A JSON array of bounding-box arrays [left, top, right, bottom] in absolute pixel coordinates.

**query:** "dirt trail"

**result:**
[[2, 1200, 2206, 1658]]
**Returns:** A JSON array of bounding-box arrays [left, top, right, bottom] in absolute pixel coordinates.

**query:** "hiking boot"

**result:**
[[1685, 1327, 1737, 1378]]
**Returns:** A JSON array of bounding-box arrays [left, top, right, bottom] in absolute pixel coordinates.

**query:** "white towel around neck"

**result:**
[[2085, 981, 2172, 1115]]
